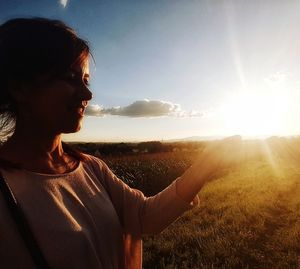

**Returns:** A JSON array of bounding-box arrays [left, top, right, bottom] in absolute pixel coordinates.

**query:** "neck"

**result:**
[[4, 126, 64, 161], [0, 124, 80, 174]]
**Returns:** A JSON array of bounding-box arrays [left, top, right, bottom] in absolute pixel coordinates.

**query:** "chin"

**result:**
[[62, 121, 83, 134]]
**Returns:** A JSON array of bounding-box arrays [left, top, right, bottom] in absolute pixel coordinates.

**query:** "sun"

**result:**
[[222, 90, 290, 137]]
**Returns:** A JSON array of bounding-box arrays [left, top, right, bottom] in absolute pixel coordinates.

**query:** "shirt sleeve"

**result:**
[[87, 155, 199, 236]]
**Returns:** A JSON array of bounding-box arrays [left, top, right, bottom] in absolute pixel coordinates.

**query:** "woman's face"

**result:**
[[19, 57, 93, 135]]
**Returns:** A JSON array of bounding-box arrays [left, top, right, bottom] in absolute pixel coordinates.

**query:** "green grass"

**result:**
[[99, 140, 300, 268]]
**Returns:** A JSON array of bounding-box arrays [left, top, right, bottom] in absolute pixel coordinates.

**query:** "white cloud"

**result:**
[[85, 99, 204, 118], [59, 0, 68, 8], [264, 72, 287, 87], [85, 104, 105, 117]]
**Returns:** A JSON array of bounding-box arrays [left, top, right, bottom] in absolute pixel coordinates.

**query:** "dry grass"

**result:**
[[99, 138, 300, 268]]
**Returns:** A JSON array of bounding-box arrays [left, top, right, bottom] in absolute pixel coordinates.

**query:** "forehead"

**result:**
[[72, 57, 89, 75]]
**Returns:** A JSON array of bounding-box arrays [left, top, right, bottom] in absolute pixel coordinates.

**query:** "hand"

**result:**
[[194, 135, 243, 178], [176, 136, 243, 203]]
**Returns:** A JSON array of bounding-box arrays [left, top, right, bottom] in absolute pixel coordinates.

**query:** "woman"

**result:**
[[0, 18, 241, 269]]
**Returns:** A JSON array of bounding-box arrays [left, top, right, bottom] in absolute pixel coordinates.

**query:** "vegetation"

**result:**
[[72, 137, 300, 268]]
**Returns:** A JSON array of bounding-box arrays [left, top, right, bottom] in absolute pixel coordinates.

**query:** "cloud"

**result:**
[[106, 100, 182, 117], [264, 72, 287, 86], [85, 99, 204, 118], [59, 0, 68, 8], [85, 104, 105, 117]]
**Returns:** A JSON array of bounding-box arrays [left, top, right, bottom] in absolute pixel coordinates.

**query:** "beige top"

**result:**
[[0, 154, 198, 269]]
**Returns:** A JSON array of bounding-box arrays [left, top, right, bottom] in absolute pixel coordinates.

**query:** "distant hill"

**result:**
[[167, 136, 225, 142]]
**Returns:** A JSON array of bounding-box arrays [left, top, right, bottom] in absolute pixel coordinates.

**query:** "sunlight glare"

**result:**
[[222, 90, 289, 136]]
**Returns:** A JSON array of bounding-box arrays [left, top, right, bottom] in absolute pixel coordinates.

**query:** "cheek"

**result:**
[[37, 97, 67, 117], [41, 83, 75, 108]]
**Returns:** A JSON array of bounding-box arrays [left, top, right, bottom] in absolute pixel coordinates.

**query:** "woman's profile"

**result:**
[[0, 17, 241, 269]]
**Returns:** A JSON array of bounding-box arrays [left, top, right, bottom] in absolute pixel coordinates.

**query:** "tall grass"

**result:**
[[97, 138, 300, 268]]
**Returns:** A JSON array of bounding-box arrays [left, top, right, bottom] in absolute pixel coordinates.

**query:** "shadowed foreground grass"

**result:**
[[100, 139, 300, 268]]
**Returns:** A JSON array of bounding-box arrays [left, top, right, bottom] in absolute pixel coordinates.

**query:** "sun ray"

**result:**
[[224, 2, 247, 90], [260, 140, 282, 177]]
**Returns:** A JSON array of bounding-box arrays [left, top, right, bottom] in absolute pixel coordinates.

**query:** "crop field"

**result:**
[[76, 138, 300, 268]]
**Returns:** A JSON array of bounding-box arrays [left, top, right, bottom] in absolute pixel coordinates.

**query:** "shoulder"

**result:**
[[80, 153, 111, 176], [79, 153, 120, 192], [81, 153, 106, 167], [81, 153, 101, 163]]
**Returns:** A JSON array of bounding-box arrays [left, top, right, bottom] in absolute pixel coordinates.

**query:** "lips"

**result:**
[[76, 106, 85, 116], [69, 101, 88, 117], [82, 100, 88, 108]]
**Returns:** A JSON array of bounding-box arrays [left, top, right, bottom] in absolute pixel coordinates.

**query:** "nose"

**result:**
[[79, 84, 93, 101]]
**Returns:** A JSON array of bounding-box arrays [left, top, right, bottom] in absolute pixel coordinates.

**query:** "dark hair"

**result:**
[[0, 17, 90, 163]]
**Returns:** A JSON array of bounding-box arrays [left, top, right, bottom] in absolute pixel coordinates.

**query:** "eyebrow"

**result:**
[[70, 68, 90, 78]]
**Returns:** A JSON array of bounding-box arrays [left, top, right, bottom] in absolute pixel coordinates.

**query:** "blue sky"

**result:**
[[2, 0, 300, 141]]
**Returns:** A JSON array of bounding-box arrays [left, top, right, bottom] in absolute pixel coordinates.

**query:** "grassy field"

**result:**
[[86, 138, 300, 268]]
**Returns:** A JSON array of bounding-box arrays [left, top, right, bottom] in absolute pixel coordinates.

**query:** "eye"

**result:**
[[83, 78, 90, 86], [61, 70, 90, 87]]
